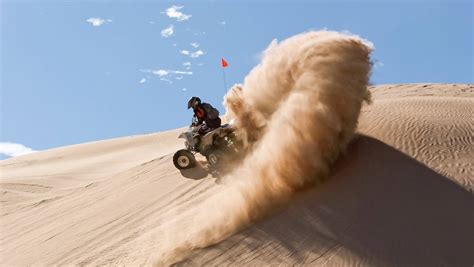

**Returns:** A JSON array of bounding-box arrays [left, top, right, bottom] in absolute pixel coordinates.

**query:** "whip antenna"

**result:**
[[221, 57, 229, 94]]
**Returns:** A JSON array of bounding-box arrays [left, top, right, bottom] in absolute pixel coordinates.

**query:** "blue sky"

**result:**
[[1, 0, 472, 158]]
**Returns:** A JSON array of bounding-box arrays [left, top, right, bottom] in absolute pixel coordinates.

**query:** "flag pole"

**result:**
[[222, 66, 228, 94], [221, 57, 229, 95]]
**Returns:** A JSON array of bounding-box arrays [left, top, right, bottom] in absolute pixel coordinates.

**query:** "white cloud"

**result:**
[[173, 70, 193, 75], [161, 25, 174, 38], [86, 17, 112, 27], [160, 78, 173, 84], [374, 61, 385, 69], [140, 69, 192, 83], [220, 21, 226, 25], [182, 88, 187, 91], [181, 50, 205, 58], [190, 42, 200, 48], [139, 78, 147, 84], [190, 50, 205, 58], [164, 5, 191, 22], [151, 69, 169, 77], [183, 61, 192, 70], [0, 142, 37, 158]]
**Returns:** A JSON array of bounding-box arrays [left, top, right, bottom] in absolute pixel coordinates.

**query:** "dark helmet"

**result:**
[[187, 96, 201, 109]]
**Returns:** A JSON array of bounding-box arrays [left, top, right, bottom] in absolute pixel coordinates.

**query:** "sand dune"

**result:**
[[180, 134, 473, 266], [1, 83, 472, 266], [362, 84, 473, 190]]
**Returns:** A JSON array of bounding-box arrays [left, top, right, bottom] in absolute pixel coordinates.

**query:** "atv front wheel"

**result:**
[[173, 149, 196, 169]]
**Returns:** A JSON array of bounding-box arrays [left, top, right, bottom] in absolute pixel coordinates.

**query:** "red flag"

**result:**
[[221, 57, 229, 68]]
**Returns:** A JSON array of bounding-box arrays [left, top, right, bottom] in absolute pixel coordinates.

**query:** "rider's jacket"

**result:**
[[193, 103, 221, 129]]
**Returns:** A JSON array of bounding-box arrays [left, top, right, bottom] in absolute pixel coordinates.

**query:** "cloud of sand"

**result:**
[[154, 30, 373, 265]]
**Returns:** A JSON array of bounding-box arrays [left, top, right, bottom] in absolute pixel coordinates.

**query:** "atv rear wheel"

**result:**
[[173, 149, 196, 169], [206, 150, 224, 166]]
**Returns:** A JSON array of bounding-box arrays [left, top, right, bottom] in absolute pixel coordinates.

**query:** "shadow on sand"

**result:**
[[179, 160, 233, 182], [179, 162, 209, 180], [181, 135, 474, 266]]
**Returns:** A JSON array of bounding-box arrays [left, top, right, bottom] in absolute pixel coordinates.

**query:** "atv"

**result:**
[[173, 118, 241, 170]]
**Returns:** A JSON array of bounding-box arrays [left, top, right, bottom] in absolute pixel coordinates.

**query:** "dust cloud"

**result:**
[[154, 30, 373, 265]]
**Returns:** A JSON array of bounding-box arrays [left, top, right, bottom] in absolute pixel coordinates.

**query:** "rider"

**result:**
[[187, 96, 221, 134]]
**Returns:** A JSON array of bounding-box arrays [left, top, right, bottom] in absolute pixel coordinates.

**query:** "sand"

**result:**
[[1, 83, 473, 266]]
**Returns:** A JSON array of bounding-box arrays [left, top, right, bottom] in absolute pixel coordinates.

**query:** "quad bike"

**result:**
[[173, 118, 241, 170]]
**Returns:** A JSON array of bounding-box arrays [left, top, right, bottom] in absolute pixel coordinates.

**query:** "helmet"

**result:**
[[187, 96, 201, 109]]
